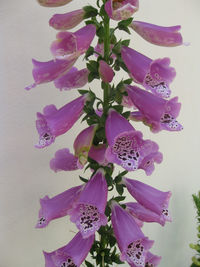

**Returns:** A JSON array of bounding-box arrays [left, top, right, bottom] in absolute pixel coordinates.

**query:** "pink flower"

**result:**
[[49, 9, 85, 30], [43, 232, 94, 267], [130, 21, 183, 47], [99, 60, 115, 83], [88, 144, 109, 166], [121, 46, 176, 98], [35, 94, 89, 148], [111, 201, 154, 266], [50, 25, 96, 60], [37, 0, 72, 7], [69, 169, 108, 238], [145, 252, 162, 267], [36, 185, 83, 228], [105, 109, 162, 175], [105, 0, 139, 21]]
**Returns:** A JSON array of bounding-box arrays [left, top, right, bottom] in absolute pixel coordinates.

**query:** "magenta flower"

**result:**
[[126, 85, 183, 132], [123, 177, 172, 223], [37, 0, 72, 7], [105, 109, 162, 175], [50, 25, 96, 60], [125, 202, 168, 226], [49, 9, 85, 30], [70, 169, 108, 238], [88, 144, 109, 166], [105, 0, 139, 21], [35, 94, 89, 148], [25, 58, 77, 90], [43, 232, 94, 267], [145, 252, 162, 267], [54, 67, 89, 91], [111, 201, 154, 266], [121, 46, 176, 98], [36, 185, 83, 228], [130, 21, 183, 47], [99, 60, 115, 83]]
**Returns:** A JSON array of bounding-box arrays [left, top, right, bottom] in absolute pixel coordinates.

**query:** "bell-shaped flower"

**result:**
[[88, 144, 109, 166], [36, 185, 83, 228], [37, 0, 72, 7], [105, 0, 139, 21], [43, 232, 94, 267], [25, 58, 77, 90], [49, 9, 85, 30], [105, 109, 162, 175], [50, 125, 97, 172], [145, 252, 162, 267], [130, 21, 183, 47], [123, 177, 172, 223], [69, 169, 108, 238], [50, 24, 96, 60], [99, 60, 115, 83], [54, 67, 89, 91], [125, 202, 168, 226], [35, 94, 89, 148], [121, 46, 176, 98], [126, 85, 183, 132], [111, 201, 154, 266]]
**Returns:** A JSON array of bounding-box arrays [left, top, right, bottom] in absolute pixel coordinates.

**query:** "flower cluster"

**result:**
[[26, 0, 184, 266]]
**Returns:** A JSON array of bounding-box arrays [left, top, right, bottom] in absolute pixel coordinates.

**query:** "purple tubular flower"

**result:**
[[37, 0, 72, 7], [50, 25, 96, 60], [88, 144, 109, 166], [50, 148, 80, 172], [35, 94, 89, 148], [43, 232, 94, 267], [123, 177, 172, 222], [105, 109, 162, 175], [49, 9, 85, 30], [70, 169, 108, 238], [36, 185, 82, 228], [145, 252, 162, 267], [125, 202, 168, 226], [54, 67, 89, 91], [121, 46, 176, 98], [126, 85, 183, 132], [73, 125, 98, 168], [130, 21, 183, 47], [99, 60, 115, 83], [25, 58, 77, 90], [105, 0, 139, 21], [111, 201, 154, 266]]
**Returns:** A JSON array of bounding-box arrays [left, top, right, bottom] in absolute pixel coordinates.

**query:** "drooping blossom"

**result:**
[[99, 60, 115, 83], [25, 58, 77, 90], [37, 0, 72, 7], [43, 232, 94, 267], [69, 169, 108, 238], [130, 21, 183, 47], [123, 177, 172, 223], [50, 24, 96, 60], [36, 185, 83, 228], [54, 67, 89, 91], [105, 0, 139, 21], [88, 144, 109, 166], [121, 46, 176, 98], [111, 201, 154, 266], [145, 252, 162, 267], [125, 202, 168, 226], [35, 94, 89, 148], [49, 9, 85, 30], [105, 109, 162, 175], [126, 85, 183, 132]]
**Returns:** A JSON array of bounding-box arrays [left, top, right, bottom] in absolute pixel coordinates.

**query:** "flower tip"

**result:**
[[24, 83, 37, 91]]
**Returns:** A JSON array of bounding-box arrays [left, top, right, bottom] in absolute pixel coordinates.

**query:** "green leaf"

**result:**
[[85, 260, 95, 267], [112, 105, 123, 113], [121, 39, 130, 46], [83, 6, 98, 18], [122, 111, 131, 119], [105, 174, 113, 187], [87, 60, 99, 72], [85, 46, 94, 59], [78, 89, 89, 95], [118, 24, 131, 34], [116, 184, 124, 195], [79, 176, 88, 183], [114, 196, 126, 202], [124, 78, 133, 84], [118, 17, 133, 27]]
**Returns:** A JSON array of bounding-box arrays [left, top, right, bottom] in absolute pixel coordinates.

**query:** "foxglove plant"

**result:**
[[26, 0, 184, 266]]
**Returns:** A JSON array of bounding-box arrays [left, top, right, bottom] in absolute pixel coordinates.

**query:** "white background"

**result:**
[[1, 0, 200, 266]]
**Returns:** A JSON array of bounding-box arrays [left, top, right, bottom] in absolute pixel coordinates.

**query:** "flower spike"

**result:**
[[70, 169, 108, 238], [43, 232, 94, 267], [121, 46, 176, 98]]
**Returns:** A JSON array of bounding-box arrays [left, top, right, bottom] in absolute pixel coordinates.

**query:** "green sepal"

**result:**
[[83, 5, 98, 19]]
